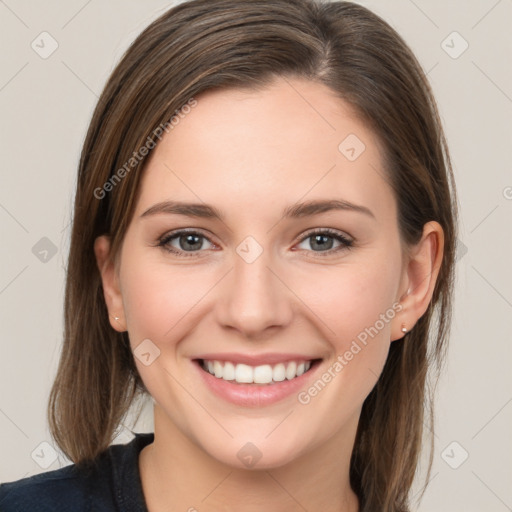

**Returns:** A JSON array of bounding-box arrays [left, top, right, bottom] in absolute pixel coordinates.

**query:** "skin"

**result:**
[[94, 77, 444, 512]]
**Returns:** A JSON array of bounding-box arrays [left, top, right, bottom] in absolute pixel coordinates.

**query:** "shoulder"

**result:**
[[0, 433, 154, 512], [0, 463, 95, 512]]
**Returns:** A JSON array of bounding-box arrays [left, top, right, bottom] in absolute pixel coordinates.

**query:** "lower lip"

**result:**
[[193, 359, 322, 407]]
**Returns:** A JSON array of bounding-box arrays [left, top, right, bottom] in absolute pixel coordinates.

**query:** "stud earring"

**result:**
[[401, 323, 407, 333], [114, 316, 120, 321]]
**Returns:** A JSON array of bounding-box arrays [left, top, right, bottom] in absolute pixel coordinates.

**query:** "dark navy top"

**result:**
[[0, 433, 154, 512]]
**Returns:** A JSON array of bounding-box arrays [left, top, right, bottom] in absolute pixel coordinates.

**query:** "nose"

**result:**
[[215, 245, 293, 339]]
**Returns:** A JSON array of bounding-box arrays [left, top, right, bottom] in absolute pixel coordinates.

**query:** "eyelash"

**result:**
[[156, 228, 354, 258]]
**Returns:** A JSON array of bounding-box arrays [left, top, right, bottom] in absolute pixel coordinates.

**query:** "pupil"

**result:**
[[312, 234, 333, 251], [181, 234, 202, 250]]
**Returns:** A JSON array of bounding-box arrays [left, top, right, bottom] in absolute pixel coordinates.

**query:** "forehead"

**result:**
[[136, 77, 395, 225]]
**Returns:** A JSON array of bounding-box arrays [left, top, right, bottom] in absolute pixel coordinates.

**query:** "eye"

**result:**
[[294, 228, 353, 255], [157, 229, 216, 257], [157, 227, 353, 258]]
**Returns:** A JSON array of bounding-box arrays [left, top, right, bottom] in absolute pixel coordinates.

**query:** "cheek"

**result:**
[[119, 257, 216, 397], [296, 258, 399, 343], [119, 254, 216, 342], [293, 257, 400, 398], [290, 262, 399, 424]]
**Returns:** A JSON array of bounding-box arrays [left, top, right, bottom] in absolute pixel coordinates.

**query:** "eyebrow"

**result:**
[[140, 199, 375, 221]]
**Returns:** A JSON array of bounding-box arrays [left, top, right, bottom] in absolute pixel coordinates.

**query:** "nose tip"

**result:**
[[215, 250, 293, 338]]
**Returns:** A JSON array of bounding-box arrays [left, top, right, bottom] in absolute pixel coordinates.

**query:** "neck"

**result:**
[[139, 404, 360, 512]]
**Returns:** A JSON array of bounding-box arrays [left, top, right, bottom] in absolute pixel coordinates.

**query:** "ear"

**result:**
[[94, 235, 127, 332], [391, 221, 444, 341]]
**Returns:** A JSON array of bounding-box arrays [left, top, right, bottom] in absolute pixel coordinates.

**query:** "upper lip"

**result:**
[[193, 352, 321, 366]]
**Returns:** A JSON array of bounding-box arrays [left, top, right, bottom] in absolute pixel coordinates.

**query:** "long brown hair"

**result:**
[[48, 1, 458, 510]]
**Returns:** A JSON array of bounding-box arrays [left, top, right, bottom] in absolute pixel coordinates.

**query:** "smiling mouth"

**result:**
[[195, 358, 322, 385]]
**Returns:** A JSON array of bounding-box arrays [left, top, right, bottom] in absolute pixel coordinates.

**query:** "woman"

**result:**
[[0, 0, 457, 510]]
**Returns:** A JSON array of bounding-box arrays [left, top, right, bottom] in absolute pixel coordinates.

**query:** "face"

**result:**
[[99, 77, 411, 469]]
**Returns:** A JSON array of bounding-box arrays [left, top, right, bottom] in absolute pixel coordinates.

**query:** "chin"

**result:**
[[201, 435, 307, 471]]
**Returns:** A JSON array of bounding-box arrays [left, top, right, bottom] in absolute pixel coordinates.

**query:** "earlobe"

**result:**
[[391, 221, 444, 341], [93, 235, 127, 332]]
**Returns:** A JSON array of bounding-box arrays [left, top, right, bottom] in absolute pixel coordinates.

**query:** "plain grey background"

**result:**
[[1, 1, 511, 511]]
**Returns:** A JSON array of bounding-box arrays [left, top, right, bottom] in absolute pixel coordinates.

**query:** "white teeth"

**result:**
[[213, 361, 223, 378], [272, 363, 286, 382], [223, 361, 235, 380], [285, 361, 297, 380], [202, 359, 315, 384], [235, 363, 253, 383], [253, 365, 273, 384]]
